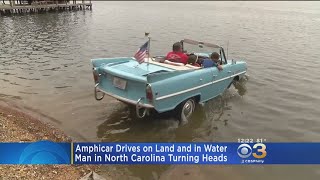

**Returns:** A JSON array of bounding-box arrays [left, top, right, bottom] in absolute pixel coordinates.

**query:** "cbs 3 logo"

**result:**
[[237, 143, 267, 159]]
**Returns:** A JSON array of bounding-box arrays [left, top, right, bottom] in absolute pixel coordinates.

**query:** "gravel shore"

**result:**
[[0, 103, 98, 180]]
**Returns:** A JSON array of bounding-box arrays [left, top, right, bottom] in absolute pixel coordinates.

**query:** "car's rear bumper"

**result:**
[[96, 87, 154, 109]]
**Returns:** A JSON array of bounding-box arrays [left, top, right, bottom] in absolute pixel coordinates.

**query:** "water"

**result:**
[[1, 1, 320, 179]]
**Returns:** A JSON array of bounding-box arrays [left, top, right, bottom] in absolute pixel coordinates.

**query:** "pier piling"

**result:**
[[0, 0, 92, 15]]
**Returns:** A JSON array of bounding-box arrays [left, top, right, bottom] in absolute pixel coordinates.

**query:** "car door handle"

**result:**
[[228, 71, 232, 73], [213, 75, 217, 77]]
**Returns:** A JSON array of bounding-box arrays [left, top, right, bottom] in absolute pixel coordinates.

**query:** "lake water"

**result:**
[[1, 1, 320, 180]]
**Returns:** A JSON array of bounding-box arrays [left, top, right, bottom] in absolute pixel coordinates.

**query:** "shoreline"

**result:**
[[0, 100, 100, 179], [0, 98, 141, 180]]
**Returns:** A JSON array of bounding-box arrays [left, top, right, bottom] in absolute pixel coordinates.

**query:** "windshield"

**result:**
[[183, 43, 222, 60], [182, 39, 222, 57], [183, 43, 217, 54]]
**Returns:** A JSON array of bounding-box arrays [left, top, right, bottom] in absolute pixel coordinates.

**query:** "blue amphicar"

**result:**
[[91, 38, 247, 120]]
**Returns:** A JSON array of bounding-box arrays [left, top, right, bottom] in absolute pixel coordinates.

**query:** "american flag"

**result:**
[[134, 41, 149, 64]]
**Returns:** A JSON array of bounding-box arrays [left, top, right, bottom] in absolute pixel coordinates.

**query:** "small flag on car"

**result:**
[[134, 41, 149, 64]]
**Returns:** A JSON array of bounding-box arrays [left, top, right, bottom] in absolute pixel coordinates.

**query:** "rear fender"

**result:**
[[178, 94, 201, 106], [153, 93, 202, 113]]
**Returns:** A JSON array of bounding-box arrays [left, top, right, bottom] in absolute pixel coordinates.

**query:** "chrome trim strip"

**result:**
[[156, 82, 212, 101], [155, 71, 246, 100], [96, 87, 154, 108]]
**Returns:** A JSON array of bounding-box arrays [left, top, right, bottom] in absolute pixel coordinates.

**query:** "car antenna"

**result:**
[[227, 40, 229, 60], [145, 32, 151, 68]]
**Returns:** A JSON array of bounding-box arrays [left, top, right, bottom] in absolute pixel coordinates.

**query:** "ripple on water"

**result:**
[[16, 76, 40, 81], [0, 79, 10, 82], [2, 72, 16, 76], [18, 91, 38, 95], [54, 86, 72, 89]]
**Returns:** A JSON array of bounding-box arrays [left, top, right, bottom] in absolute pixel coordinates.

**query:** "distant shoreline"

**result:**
[[0, 1, 92, 15]]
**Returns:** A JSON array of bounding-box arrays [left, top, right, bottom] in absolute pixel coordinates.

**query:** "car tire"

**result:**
[[175, 98, 196, 121]]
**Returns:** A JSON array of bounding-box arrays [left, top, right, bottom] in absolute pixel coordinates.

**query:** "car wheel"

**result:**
[[175, 98, 196, 121]]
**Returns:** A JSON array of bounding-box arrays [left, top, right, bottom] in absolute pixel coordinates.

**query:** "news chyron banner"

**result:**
[[1, 141, 320, 164]]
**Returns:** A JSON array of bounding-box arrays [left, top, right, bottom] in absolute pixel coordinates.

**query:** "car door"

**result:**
[[211, 63, 233, 96]]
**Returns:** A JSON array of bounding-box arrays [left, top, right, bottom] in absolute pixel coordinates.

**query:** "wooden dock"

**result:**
[[0, 1, 92, 15]]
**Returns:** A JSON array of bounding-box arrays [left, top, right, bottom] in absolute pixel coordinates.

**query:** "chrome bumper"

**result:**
[[95, 86, 154, 109]]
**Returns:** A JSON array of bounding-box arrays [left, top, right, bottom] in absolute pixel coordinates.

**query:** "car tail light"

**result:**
[[93, 67, 99, 83], [146, 84, 153, 102]]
